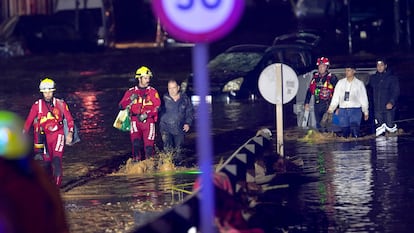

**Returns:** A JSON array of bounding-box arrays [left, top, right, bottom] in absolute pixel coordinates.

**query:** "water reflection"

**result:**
[[64, 173, 198, 232], [331, 146, 375, 232], [375, 136, 398, 157], [372, 136, 400, 233], [64, 173, 197, 205], [291, 135, 414, 233], [2, 64, 412, 233], [74, 91, 104, 134]]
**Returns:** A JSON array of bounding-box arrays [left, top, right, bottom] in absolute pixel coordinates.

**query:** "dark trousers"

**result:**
[[161, 131, 185, 150], [338, 108, 363, 137], [314, 101, 330, 131], [374, 108, 396, 128]]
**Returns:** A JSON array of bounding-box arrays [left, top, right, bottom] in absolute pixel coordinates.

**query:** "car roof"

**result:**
[[224, 44, 270, 53], [272, 31, 321, 47], [266, 43, 316, 51]]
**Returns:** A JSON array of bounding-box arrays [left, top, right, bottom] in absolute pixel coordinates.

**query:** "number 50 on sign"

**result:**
[[152, 0, 244, 43]]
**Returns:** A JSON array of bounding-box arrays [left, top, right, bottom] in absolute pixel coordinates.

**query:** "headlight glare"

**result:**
[[222, 77, 244, 92]]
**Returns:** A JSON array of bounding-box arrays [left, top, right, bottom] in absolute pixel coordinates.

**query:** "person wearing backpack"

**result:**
[[23, 78, 75, 186]]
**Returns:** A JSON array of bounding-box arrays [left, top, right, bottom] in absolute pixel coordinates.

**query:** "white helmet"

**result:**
[[39, 78, 56, 92]]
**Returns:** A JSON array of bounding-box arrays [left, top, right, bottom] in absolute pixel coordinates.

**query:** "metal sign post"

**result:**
[[258, 63, 299, 157], [152, 1, 244, 233], [275, 64, 284, 156]]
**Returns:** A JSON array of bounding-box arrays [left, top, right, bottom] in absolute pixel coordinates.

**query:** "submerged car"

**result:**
[[0, 15, 102, 58], [182, 43, 317, 102], [182, 44, 268, 101]]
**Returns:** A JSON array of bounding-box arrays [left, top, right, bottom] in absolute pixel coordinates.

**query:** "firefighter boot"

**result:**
[[385, 124, 398, 133], [145, 146, 154, 160], [52, 157, 62, 187], [55, 175, 62, 187], [132, 139, 142, 162], [39, 160, 53, 180], [376, 123, 386, 136]]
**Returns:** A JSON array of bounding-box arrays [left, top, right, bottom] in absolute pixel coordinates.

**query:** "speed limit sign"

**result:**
[[152, 0, 244, 43]]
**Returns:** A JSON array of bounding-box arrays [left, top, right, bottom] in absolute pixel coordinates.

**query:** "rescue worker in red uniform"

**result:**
[[119, 66, 161, 162], [23, 78, 75, 186], [304, 57, 338, 132], [0, 110, 69, 233]]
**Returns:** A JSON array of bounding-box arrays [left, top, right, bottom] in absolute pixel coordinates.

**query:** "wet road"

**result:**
[[1, 48, 414, 233]]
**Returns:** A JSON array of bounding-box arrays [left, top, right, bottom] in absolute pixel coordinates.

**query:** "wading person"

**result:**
[[119, 66, 161, 162], [304, 57, 338, 132], [159, 79, 193, 165], [23, 78, 75, 186], [368, 58, 400, 136], [327, 65, 369, 138], [0, 110, 69, 233]]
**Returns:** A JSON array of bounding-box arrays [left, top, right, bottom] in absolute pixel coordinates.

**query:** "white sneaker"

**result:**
[[385, 124, 398, 133], [376, 123, 386, 136]]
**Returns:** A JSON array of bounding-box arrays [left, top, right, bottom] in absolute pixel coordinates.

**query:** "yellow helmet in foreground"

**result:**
[[135, 66, 153, 79], [39, 78, 56, 92], [0, 111, 30, 159]]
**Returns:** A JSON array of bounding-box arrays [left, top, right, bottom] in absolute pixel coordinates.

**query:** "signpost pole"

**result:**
[[193, 43, 214, 233], [151, 2, 244, 232], [275, 64, 284, 157]]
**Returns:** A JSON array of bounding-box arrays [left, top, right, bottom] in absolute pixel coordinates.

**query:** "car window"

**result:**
[[42, 25, 80, 40], [208, 51, 264, 73], [259, 46, 314, 73]]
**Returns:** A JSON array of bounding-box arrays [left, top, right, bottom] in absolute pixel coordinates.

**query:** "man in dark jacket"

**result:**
[[368, 58, 400, 136], [159, 80, 194, 165]]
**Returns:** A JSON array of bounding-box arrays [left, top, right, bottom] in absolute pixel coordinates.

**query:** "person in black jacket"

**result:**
[[368, 58, 400, 136], [159, 79, 194, 165]]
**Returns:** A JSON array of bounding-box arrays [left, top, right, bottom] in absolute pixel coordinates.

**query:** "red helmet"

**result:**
[[316, 57, 330, 66]]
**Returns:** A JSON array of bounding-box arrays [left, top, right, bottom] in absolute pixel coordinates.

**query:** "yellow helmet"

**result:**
[[135, 66, 153, 79], [0, 111, 30, 159], [39, 78, 56, 92]]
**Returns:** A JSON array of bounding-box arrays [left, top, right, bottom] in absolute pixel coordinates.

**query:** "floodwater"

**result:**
[[1, 48, 414, 233]]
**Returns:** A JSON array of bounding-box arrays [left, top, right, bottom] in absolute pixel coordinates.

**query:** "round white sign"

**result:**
[[258, 63, 299, 104]]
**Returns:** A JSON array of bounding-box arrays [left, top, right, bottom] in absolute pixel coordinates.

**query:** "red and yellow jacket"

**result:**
[[24, 98, 74, 134], [118, 86, 161, 122], [305, 72, 338, 104]]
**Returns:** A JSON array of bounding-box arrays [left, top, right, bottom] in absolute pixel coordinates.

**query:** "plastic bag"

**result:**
[[113, 109, 131, 132]]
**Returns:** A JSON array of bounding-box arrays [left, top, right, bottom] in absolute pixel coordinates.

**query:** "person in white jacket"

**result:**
[[327, 65, 369, 138]]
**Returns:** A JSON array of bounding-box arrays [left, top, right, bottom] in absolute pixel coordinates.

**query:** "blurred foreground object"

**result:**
[[0, 110, 69, 233], [0, 111, 30, 159]]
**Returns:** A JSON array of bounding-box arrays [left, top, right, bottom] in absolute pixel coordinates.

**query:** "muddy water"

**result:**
[[269, 136, 414, 233], [1, 50, 414, 233]]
